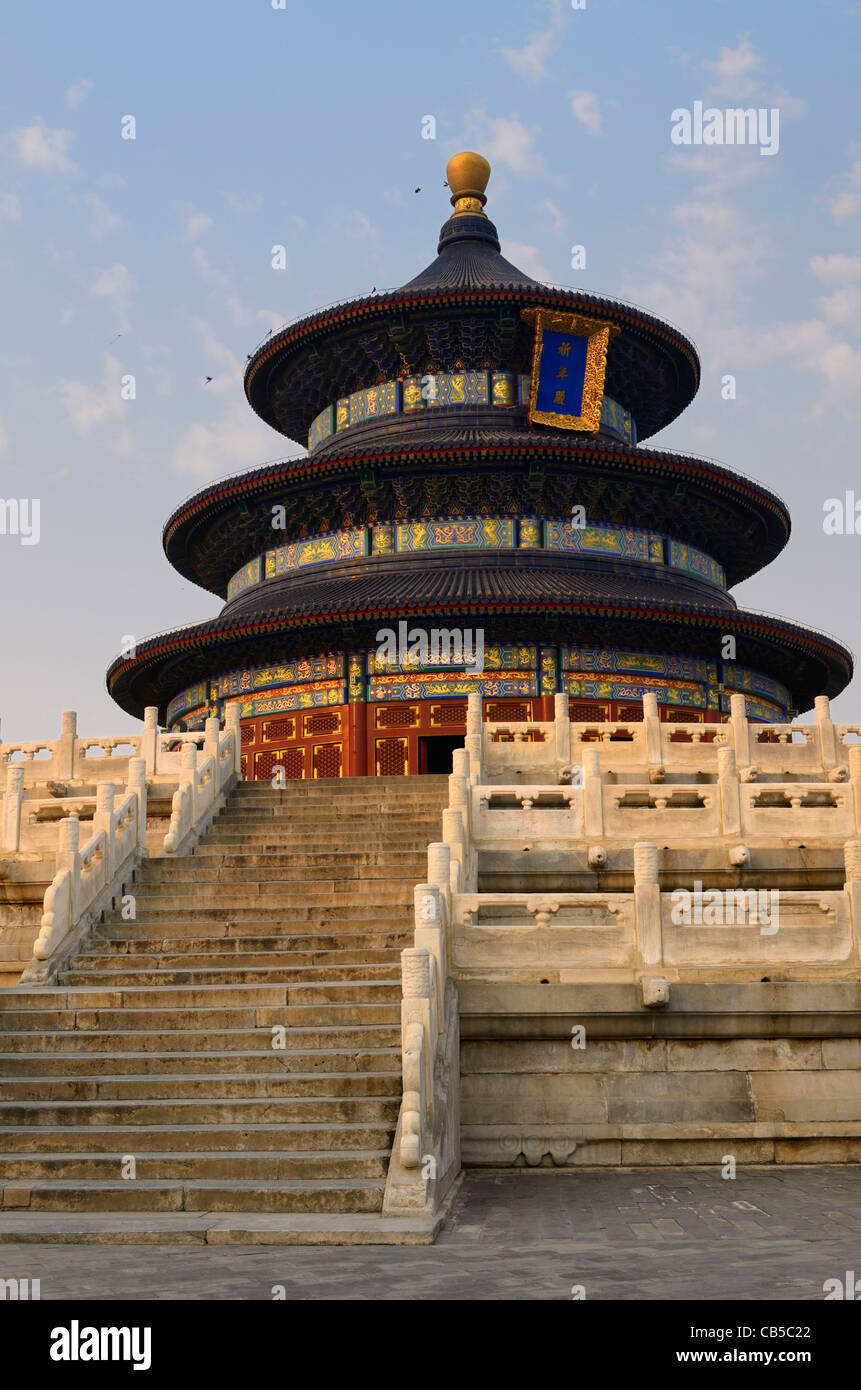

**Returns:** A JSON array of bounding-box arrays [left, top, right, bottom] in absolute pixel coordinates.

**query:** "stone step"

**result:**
[[0, 1095, 401, 1125], [0, 768, 432, 1239], [214, 806, 445, 811], [123, 885, 415, 909], [0, 1151, 389, 1180], [0, 1048, 400, 1077], [0, 1210, 440, 1246], [69, 948, 402, 971], [58, 964, 401, 987], [0, 1179, 386, 1214], [230, 779, 447, 797], [0, 1002, 402, 1031], [0, 1122, 396, 1153], [198, 830, 436, 846], [186, 851, 428, 868], [92, 921, 411, 939], [100, 900, 414, 922], [135, 858, 426, 883], [0, 1071, 400, 1102], [211, 811, 442, 822], [0, 1025, 400, 1053], [88, 931, 410, 953], [0, 981, 403, 1010]]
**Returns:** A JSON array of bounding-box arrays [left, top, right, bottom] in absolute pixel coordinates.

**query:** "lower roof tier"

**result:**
[[106, 551, 852, 721]]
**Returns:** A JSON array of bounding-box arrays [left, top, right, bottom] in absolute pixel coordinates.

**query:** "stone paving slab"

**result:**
[[0, 1166, 859, 1299]]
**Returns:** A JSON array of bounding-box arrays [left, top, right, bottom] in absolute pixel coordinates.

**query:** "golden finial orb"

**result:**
[[446, 152, 491, 217]]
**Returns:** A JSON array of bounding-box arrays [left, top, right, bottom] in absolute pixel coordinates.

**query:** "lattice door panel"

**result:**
[[429, 702, 467, 726], [312, 742, 342, 779], [375, 705, 419, 728], [262, 717, 297, 743], [569, 701, 610, 722], [375, 737, 408, 777], [254, 746, 305, 781], [304, 711, 341, 736], [486, 700, 533, 722]]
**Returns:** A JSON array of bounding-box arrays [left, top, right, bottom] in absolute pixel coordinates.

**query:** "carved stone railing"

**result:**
[[11, 707, 241, 983], [25, 767, 145, 975], [0, 705, 245, 792], [163, 716, 238, 855], [468, 690, 852, 786], [383, 849, 462, 1217]]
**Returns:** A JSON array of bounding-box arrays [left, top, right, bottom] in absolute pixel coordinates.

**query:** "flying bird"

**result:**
[[204, 376, 212, 383], [414, 187, 421, 194]]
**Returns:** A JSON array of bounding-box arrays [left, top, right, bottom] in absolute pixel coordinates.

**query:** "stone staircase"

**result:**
[[0, 775, 448, 1243]]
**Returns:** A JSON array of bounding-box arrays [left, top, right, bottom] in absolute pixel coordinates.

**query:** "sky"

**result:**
[[0, 0, 860, 740]]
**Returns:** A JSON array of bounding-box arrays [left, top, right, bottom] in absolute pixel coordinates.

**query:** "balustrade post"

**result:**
[[730, 694, 751, 769], [224, 703, 242, 777], [203, 716, 220, 767], [57, 815, 80, 919], [815, 695, 838, 770], [844, 840, 861, 961], [634, 841, 662, 967], [427, 840, 451, 895], [141, 707, 159, 774], [93, 782, 116, 873], [465, 692, 482, 778], [554, 691, 570, 764], [126, 757, 148, 850], [849, 747, 861, 835], [717, 746, 741, 837], [180, 742, 197, 820], [643, 692, 663, 768], [452, 747, 470, 781], [582, 745, 603, 837], [1, 765, 24, 852], [414, 882, 445, 1030], [57, 710, 77, 780]]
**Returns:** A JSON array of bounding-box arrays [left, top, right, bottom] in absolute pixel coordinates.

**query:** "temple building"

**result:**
[[106, 153, 853, 778]]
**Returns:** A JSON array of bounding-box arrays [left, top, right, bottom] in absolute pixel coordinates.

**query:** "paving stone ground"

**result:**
[[2, 1167, 860, 1300]]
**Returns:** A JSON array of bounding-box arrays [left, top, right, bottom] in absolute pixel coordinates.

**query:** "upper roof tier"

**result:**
[[244, 153, 700, 445]]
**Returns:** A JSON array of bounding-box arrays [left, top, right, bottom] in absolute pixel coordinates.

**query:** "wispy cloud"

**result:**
[[542, 198, 563, 231], [702, 34, 762, 99], [569, 90, 603, 138], [480, 114, 543, 174], [346, 210, 376, 240], [500, 0, 565, 81], [701, 34, 806, 115], [502, 239, 551, 281], [66, 78, 93, 109], [56, 352, 133, 455], [185, 212, 213, 241], [82, 192, 121, 240], [6, 120, 77, 174], [826, 157, 861, 222], [91, 262, 137, 331]]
